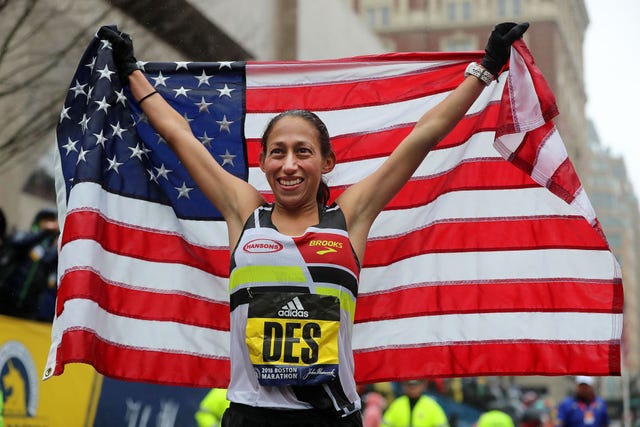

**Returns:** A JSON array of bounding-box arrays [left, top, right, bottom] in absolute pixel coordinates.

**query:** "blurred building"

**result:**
[[348, 0, 639, 405]]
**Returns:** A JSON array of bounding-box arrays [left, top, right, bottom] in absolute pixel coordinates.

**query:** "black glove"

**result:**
[[481, 22, 529, 78], [97, 26, 138, 85]]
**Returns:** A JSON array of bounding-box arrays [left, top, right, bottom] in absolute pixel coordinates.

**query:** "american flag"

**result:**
[[44, 31, 622, 388]]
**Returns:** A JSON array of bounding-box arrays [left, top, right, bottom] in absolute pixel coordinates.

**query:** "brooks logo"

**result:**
[[278, 296, 309, 318]]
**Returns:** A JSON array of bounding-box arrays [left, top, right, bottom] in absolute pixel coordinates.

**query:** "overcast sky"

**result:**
[[584, 0, 640, 200]]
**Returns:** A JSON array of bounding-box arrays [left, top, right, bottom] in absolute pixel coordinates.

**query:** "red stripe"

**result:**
[[246, 62, 467, 113], [363, 217, 610, 268], [61, 210, 230, 278], [57, 269, 230, 330], [246, 103, 503, 166], [354, 341, 621, 383], [355, 280, 624, 323], [53, 329, 231, 388], [548, 157, 582, 203]]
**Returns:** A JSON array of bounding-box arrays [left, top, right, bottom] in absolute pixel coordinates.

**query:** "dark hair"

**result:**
[[261, 109, 333, 206]]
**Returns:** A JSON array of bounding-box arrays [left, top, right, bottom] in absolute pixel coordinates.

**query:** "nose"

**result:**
[[282, 151, 297, 172]]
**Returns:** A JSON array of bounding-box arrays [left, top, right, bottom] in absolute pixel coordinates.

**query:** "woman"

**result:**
[[98, 21, 528, 427]]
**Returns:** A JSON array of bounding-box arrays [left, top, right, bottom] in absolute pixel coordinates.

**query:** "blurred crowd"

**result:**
[[0, 206, 59, 322]]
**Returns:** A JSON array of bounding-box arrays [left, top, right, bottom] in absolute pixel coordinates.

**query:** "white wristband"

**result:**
[[464, 62, 494, 86]]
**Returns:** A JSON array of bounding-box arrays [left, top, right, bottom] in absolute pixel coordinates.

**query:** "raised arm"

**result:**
[[97, 27, 264, 243], [337, 22, 529, 254]]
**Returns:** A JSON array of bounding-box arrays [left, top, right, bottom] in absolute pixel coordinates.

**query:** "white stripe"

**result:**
[[508, 47, 545, 132], [359, 249, 620, 294], [352, 312, 624, 350], [59, 239, 228, 302], [246, 59, 466, 88], [368, 187, 578, 239], [66, 182, 230, 247], [530, 127, 568, 186], [52, 299, 230, 356], [244, 76, 506, 139]]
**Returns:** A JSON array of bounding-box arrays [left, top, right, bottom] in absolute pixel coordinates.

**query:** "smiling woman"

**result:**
[[97, 22, 528, 427]]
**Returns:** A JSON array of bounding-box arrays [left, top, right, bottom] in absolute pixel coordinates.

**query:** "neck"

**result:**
[[271, 201, 319, 236]]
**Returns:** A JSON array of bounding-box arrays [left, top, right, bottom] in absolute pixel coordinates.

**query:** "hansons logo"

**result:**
[[278, 296, 309, 318], [243, 239, 283, 253]]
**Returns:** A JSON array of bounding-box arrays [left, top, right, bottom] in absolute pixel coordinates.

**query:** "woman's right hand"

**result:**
[[97, 26, 139, 86]]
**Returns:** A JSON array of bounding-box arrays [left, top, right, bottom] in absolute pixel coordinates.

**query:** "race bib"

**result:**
[[246, 292, 340, 386]]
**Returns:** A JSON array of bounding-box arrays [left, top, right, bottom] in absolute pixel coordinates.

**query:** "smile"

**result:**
[[278, 177, 303, 187]]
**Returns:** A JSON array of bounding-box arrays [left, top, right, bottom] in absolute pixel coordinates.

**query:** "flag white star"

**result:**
[[76, 147, 90, 164], [62, 138, 78, 155], [128, 143, 146, 160], [100, 39, 111, 50], [110, 121, 126, 139], [216, 115, 233, 133], [195, 97, 213, 113], [85, 56, 97, 72], [175, 61, 190, 70], [93, 130, 108, 148], [136, 60, 148, 72], [217, 84, 235, 98], [155, 163, 173, 180], [107, 155, 123, 173], [59, 107, 71, 123], [173, 86, 191, 98], [175, 182, 194, 199], [147, 168, 158, 183], [195, 70, 212, 87], [152, 71, 169, 87], [79, 114, 91, 133], [94, 96, 111, 114], [97, 64, 115, 81], [218, 61, 233, 69], [198, 131, 214, 148], [183, 112, 194, 123], [115, 89, 127, 106], [70, 80, 87, 98], [85, 86, 94, 103], [219, 149, 237, 167]]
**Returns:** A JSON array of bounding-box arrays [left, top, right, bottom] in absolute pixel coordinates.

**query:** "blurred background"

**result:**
[[0, 0, 638, 426]]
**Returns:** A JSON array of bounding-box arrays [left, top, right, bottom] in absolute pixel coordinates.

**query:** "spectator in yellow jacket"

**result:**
[[383, 380, 449, 427], [195, 388, 230, 427], [477, 410, 515, 427]]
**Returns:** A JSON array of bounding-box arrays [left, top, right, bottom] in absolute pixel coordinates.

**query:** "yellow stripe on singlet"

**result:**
[[316, 287, 356, 321], [229, 265, 307, 291]]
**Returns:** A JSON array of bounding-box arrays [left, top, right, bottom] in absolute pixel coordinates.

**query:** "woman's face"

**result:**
[[259, 116, 334, 209]]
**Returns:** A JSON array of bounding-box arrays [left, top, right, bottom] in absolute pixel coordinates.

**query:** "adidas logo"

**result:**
[[278, 296, 309, 318]]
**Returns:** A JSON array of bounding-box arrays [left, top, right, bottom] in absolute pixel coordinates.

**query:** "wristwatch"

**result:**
[[464, 62, 494, 86]]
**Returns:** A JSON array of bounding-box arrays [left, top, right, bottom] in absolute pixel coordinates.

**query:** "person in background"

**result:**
[[0, 208, 59, 320], [555, 377, 609, 427], [358, 384, 388, 427], [477, 409, 515, 427], [382, 380, 449, 427], [195, 388, 230, 427]]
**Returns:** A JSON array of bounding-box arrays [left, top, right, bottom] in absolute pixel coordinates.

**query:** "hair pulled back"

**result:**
[[261, 110, 333, 206]]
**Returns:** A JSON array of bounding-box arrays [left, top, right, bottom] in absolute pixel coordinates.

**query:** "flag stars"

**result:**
[[115, 89, 127, 106], [76, 147, 90, 164], [198, 131, 214, 148], [97, 64, 116, 81], [62, 138, 78, 155], [218, 61, 233, 69], [136, 60, 148, 72], [152, 71, 169, 87], [100, 39, 111, 50], [175, 182, 194, 199], [79, 114, 91, 133], [107, 155, 123, 173], [85, 56, 97, 72], [195, 97, 213, 113], [110, 121, 126, 139], [217, 84, 234, 98], [59, 107, 71, 123], [195, 70, 212, 87], [94, 96, 111, 114], [70, 80, 87, 98], [128, 143, 146, 160], [147, 168, 158, 183], [173, 86, 191, 98], [216, 115, 233, 133], [175, 61, 190, 70], [155, 163, 172, 180], [219, 149, 236, 167], [93, 130, 108, 148]]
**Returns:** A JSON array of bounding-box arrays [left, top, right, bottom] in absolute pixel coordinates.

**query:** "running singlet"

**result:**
[[227, 203, 361, 416]]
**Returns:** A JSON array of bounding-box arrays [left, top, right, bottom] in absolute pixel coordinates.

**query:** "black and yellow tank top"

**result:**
[[227, 203, 361, 416]]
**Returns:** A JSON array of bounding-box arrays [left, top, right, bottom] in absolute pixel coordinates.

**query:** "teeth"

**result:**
[[280, 178, 302, 186]]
